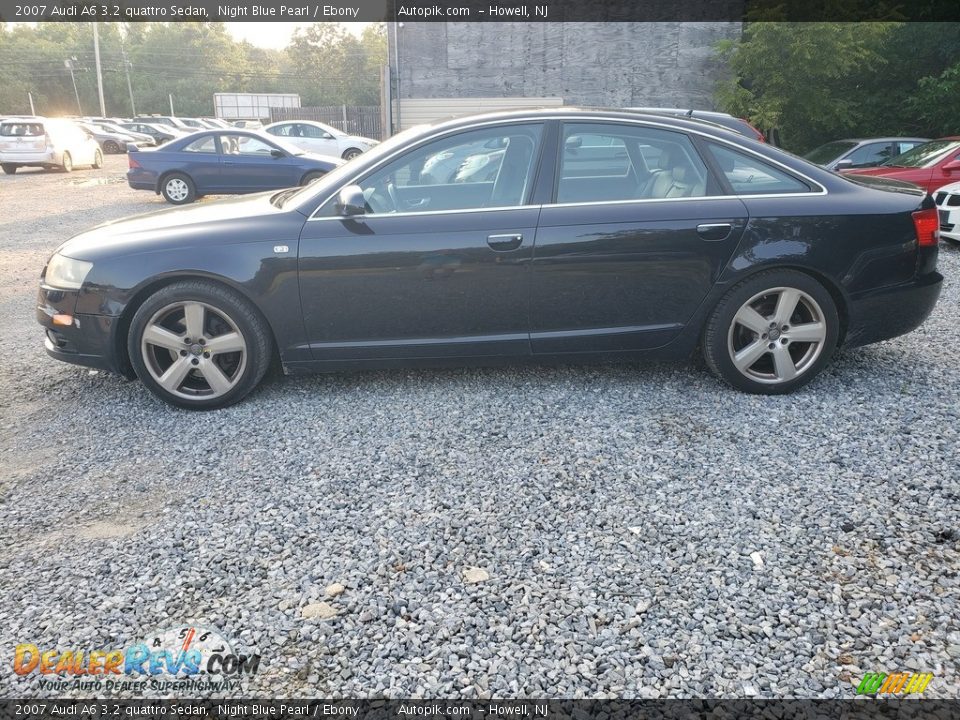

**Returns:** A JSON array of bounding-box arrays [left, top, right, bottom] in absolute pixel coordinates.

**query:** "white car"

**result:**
[[934, 181, 960, 243], [263, 120, 378, 160], [0, 117, 102, 174]]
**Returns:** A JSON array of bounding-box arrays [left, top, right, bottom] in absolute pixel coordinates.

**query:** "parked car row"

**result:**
[[0, 117, 102, 174]]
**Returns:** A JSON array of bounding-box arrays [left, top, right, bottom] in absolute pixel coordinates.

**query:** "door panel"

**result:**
[[531, 198, 748, 353], [297, 209, 538, 360]]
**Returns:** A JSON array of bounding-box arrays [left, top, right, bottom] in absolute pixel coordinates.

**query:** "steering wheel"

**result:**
[[386, 181, 400, 212]]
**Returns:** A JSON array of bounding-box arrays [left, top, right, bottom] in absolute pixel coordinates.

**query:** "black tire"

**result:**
[[61, 152, 73, 173], [103, 140, 120, 154], [127, 280, 273, 410], [1, 163, 16, 175], [341, 148, 362, 160], [160, 172, 196, 205], [702, 269, 839, 395], [300, 170, 325, 186], [92, 150, 103, 169]]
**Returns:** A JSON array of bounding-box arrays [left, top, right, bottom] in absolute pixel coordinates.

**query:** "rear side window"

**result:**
[[557, 123, 713, 203], [706, 143, 811, 195], [1, 123, 44, 137], [183, 136, 217, 153]]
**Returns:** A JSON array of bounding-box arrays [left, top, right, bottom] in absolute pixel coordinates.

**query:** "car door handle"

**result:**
[[696, 223, 733, 241], [487, 233, 524, 251]]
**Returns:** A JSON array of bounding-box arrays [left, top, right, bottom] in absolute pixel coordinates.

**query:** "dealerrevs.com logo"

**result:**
[[13, 625, 261, 693], [856, 671, 934, 695]]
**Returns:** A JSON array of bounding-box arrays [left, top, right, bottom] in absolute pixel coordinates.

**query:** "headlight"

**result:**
[[45, 253, 93, 290]]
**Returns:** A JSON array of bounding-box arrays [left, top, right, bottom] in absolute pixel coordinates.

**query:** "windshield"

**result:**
[[277, 125, 428, 210], [804, 140, 857, 165], [882, 139, 960, 168], [259, 133, 305, 156]]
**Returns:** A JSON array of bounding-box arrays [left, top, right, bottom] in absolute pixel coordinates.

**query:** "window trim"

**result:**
[[304, 115, 827, 222]]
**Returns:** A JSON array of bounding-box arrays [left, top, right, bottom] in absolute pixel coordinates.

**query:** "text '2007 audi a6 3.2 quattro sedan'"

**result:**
[[37, 110, 943, 409]]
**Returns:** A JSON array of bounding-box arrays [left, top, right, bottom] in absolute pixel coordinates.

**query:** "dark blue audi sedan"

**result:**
[[42, 109, 942, 409], [126, 129, 343, 204]]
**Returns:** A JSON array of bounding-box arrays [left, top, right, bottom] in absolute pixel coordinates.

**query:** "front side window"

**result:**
[[557, 123, 711, 203], [219, 134, 275, 156], [706, 143, 811, 195], [334, 124, 543, 215], [847, 142, 893, 167]]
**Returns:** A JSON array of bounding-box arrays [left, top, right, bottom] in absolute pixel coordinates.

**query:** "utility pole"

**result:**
[[92, 22, 106, 117], [65, 58, 82, 115], [121, 46, 136, 116], [28, 92, 35, 115], [169, 94, 175, 116]]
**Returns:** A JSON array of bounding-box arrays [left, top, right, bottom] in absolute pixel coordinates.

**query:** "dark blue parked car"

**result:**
[[126, 130, 343, 204]]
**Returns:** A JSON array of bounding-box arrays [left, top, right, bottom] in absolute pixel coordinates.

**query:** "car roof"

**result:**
[[416, 107, 752, 143]]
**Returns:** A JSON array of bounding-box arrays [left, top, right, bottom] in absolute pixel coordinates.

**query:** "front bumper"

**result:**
[[36, 284, 123, 373], [939, 205, 960, 242], [843, 272, 943, 349]]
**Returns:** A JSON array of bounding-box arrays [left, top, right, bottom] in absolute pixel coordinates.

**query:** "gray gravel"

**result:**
[[0, 157, 958, 698]]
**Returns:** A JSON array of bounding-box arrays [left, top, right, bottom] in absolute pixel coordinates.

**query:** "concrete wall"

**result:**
[[389, 22, 742, 111]]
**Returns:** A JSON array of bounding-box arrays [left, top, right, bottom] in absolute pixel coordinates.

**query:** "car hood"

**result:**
[[299, 152, 346, 168], [842, 166, 926, 178], [57, 192, 287, 260], [842, 174, 925, 195], [345, 135, 378, 146]]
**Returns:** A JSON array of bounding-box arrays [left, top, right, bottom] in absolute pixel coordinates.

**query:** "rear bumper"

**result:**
[[0, 149, 57, 165], [843, 272, 943, 349], [126, 167, 158, 192]]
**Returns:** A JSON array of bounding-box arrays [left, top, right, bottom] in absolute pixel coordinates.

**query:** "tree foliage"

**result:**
[[716, 22, 960, 152], [0, 22, 386, 117]]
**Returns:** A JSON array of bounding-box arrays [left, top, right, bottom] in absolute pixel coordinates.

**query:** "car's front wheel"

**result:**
[[128, 281, 272, 410], [161, 173, 196, 204], [300, 170, 325, 185], [703, 269, 839, 394], [341, 148, 363, 160], [1, 163, 17, 175], [103, 140, 120, 154], [92, 150, 103, 169]]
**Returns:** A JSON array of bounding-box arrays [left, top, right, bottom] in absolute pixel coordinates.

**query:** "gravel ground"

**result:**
[[0, 156, 958, 699]]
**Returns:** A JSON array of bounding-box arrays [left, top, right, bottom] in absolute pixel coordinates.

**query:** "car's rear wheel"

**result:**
[[103, 140, 120, 154], [92, 150, 103, 169], [61, 152, 73, 172], [128, 281, 272, 410], [300, 170, 325, 185], [161, 173, 196, 204], [1, 163, 17, 175], [341, 148, 362, 160], [703, 269, 839, 394]]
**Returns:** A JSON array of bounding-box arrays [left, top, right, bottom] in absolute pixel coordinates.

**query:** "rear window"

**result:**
[[1, 123, 44, 137]]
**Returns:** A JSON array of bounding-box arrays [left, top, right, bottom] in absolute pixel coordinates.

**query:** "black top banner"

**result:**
[[0, 0, 959, 22], [2, 700, 960, 720]]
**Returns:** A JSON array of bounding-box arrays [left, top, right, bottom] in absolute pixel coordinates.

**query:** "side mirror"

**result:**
[[321, 132, 334, 140], [565, 136, 583, 150], [270, 149, 285, 159], [337, 185, 366, 216], [943, 159, 960, 172], [834, 159, 853, 171]]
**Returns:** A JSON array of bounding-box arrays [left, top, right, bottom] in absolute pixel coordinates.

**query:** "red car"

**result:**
[[841, 137, 960, 193]]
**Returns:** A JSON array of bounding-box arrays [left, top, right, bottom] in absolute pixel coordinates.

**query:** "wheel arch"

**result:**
[[114, 271, 280, 379], [719, 263, 850, 345]]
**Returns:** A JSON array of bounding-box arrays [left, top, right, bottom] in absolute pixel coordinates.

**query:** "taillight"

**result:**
[[128, 154, 141, 170], [740, 118, 765, 143], [44, 132, 53, 149], [912, 207, 939, 247]]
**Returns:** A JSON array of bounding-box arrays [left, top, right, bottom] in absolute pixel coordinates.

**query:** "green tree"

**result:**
[[715, 22, 893, 151]]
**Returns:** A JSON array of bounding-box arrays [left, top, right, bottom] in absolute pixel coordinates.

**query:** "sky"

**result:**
[[225, 22, 371, 49]]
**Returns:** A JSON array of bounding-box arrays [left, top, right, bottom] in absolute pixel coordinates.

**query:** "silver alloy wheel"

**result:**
[[165, 178, 189, 203], [140, 301, 247, 400], [727, 286, 827, 384], [343, 149, 361, 160]]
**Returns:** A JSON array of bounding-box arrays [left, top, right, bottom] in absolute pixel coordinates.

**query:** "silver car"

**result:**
[[0, 118, 102, 174]]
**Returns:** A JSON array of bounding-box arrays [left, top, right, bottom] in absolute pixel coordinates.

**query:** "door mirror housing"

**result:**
[[337, 185, 366, 216], [270, 149, 285, 159], [321, 132, 334, 140], [833, 159, 853, 171], [943, 159, 960, 172]]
